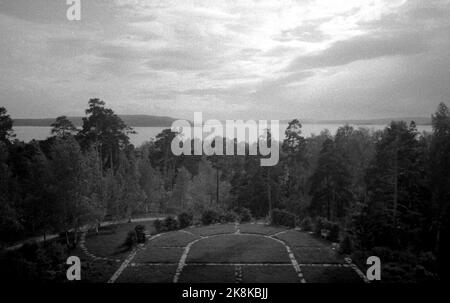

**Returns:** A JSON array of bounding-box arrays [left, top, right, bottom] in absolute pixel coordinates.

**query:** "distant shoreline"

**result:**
[[13, 115, 432, 127]]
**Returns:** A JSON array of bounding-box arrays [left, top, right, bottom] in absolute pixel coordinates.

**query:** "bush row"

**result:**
[[201, 208, 252, 225], [271, 209, 296, 228], [154, 215, 182, 233], [152, 208, 253, 232]]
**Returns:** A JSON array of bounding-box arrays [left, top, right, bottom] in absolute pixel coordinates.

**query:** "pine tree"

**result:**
[[309, 138, 353, 221], [430, 103, 450, 278], [51, 116, 78, 138], [79, 98, 134, 172], [0, 107, 15, 143]]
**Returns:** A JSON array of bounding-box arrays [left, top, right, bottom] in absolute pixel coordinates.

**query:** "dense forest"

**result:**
[[0, 99, 449, 282]]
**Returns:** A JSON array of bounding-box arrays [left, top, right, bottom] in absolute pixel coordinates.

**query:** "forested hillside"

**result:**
[[0, 99, 449, 282]]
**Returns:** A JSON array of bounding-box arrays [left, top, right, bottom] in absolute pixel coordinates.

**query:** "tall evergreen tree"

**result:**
[[51, 116, 78, 138], [309, 138, 353, 221], [79, 98, 133, 172], [430, 103, 450, 279], [362, 121, 429, 249], [0, 107, 15, 143], [281, 119, 308, 198]]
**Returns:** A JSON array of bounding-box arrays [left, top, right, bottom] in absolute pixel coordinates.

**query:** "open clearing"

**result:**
[[73, 222, 366, 283]]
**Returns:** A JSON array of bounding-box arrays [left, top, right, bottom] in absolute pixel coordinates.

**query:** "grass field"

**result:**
[[187, 235, 290, 263], [75, 222, 365, 283]]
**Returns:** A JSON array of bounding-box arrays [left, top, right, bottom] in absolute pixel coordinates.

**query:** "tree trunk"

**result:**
[[216, 167, 220, 206], [110, 148, 114, 171], [267, 168, 272, 218], [163, 146, 169, 188], [393, 136, 399, 225], [65, 231, 70, 247]]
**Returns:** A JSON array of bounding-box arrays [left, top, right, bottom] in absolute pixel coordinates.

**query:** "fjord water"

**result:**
[[13, 124, 432, 147]]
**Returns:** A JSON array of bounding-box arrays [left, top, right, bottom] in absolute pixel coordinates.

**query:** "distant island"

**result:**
[[13, 115, 431, 127], [281, 117, 432, 126], [13, 115, 178, 127]]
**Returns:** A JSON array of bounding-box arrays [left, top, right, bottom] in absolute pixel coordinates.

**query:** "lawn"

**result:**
[[178, 265, 236, 283], [133, 247, 184, 263], [293, 247, 345, 264], [70, 246, 121, 283], [241, 265, 300, 283], [273, 230, 345, 264], [148, 231, 200, 247], [300, 266, 364, 283], [77, 222, 365, 283], [69, 220, 157, 282], [116, 265, 177, 283], [84, 221, 156, 261], [187, 235, 290, 264], [186, 224, 235, 236], [239, 223, 287, 235], [275, 230, 325, 247]]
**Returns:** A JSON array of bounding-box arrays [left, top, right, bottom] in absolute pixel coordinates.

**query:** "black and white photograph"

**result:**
[[0, 0, 449, 294]]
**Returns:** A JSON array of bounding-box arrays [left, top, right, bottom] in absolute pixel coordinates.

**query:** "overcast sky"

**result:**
[[0, 0, 449, 120]]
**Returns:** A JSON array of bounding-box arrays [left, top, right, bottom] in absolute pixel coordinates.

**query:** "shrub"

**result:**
[[339, 234, 353, 255], [178, 212, 194, 228], [371, 246, 395, 261], [300, 217, 313, 231], [135, 224, 145, 233], [201, 209, 220, 225], [154, 216, 180, 232], [313, 217, 340, 241], [1, 241, 70, 282], [328, 222, 340, 242], [237, 207, 252, 223], [218, 211, 237, 223], [418, 251, 437, 273], [122, 231, 137, 250], [134, 225, 146, 244], [44, 242, 68, 266], [314, 217, 327, 236], [154, 219, 165, 233], [271, 209, 296, 228], [19, 242, 40, 261], [164, 216, 179, 231]]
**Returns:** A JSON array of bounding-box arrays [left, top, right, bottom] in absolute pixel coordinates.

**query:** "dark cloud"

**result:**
[[146, 48, 223, 71], [286, 31, 428, 72]]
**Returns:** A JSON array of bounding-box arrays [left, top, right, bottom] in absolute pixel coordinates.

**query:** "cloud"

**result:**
[[273, 18, 332, 43], [0, 0, 449, 121], [0, 0, 67, 24], [286, 31, 428, 71], [145, 48, 224, 71]]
